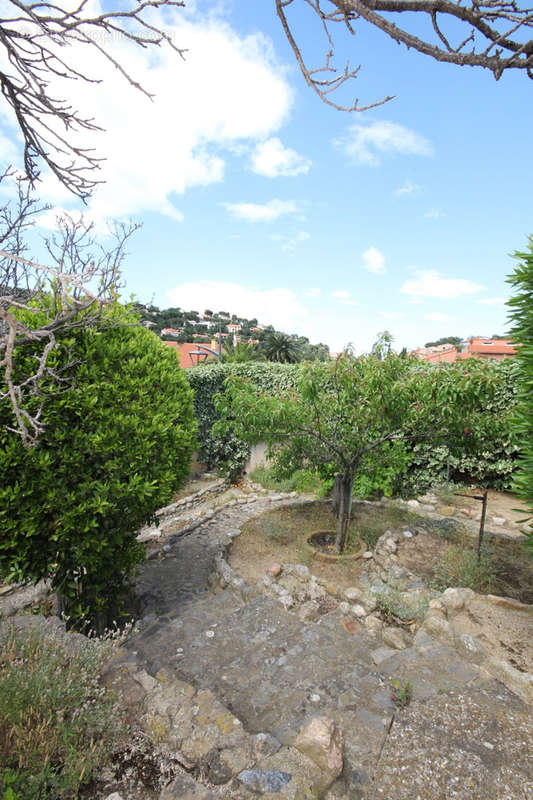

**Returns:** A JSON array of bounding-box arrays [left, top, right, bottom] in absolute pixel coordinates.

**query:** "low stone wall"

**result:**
[[0, 579, 52, 618], [155, 478, 229, 519]]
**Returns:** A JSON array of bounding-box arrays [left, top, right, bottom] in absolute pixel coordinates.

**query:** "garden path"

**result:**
[[121, 494, 533, 799]]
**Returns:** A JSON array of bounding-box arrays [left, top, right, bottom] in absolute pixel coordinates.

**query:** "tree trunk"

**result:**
[[334, 472, 353, 553]]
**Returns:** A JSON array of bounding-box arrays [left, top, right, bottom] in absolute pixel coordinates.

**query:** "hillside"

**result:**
[[134, 304, 330, 360]]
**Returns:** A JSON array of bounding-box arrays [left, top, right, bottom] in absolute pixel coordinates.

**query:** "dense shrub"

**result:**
[[0, 623, 125, 799], [0, 316, 196, 628], [186, 357, 519, 496], [400, 359, 519, 495], [185, 362, 301, 479], [507, 236, 533, 554]]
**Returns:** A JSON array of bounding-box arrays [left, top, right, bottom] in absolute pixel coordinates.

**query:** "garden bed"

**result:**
[[229, 500, 423, 591]]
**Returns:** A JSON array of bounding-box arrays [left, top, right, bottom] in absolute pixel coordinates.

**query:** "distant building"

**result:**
[[164, 341, 211, 367], [161, 327, 182, 337], [466, 337, 517, 360], [411, 337, 518, 363]]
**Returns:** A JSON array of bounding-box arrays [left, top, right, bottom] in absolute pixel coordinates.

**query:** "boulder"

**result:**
[[293, 716, 343, 784]]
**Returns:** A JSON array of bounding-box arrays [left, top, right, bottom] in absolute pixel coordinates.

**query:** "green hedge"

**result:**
[[400, 358, 520, 494], [185, 363, 301, 479], [186, 358, 520, 493]]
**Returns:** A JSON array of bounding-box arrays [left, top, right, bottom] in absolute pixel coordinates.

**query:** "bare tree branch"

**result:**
[[0, 176, 140, 445], [0, 0, 187, 199], [277, 0, 533, 111]]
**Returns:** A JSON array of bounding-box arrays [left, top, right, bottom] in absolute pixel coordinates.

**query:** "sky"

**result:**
[[1, 0, 531, 353]]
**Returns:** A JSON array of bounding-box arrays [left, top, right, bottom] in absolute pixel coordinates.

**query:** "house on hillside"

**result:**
[[465, 337, 517, 360], [161, 327, 182, 337], [164, 341, 212, 367], [412, 337, 518, 363]]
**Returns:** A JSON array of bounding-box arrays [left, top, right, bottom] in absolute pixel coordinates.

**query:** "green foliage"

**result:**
[[185, 362, 301, 480], [425, 336, 463, 348], [0, 312, 196, 628], [374, 587, 429, 623], [400, 358, 520, 494], [0, 624, 125, 799], [214, 352, 493, 551], [434, 543, 497, 592], [391, 678, 413, 708], [250, 465, 331, 497], [507, 236, 533, 555], [260, 330, 303, 363], [353, 441, 412, 499]]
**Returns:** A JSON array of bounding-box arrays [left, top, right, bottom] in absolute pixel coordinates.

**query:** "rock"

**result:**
[[371, 646, 397, 665], [278, 593, 294, 611], [298, 600, 321, 622], [238, 768, 292, 793], [419, 503, 435, 513], [105, 794, 125, 800], [363, 551, 373, 559], [253, 733, 282, 757], [441, 587, 474, 611], [402, 530, 413, 539], [382, 626, 408, 650], [160, 773, 218, 799], [407, 499, 420, 509], [293, 716, 343, 785], [423, 612, 455, 645], [350, 604, 367, 618], [287, 564, 310, 579], [343, 587, 363, 602], [455, 632, 487, 664], [266, 563, 282, 577], [227, 528, 241, 539], [364, 614, 383, 633], [269, 494, 283, 501], [362, 595, 377, 613], [492, 516, 506, 525], [337, 601, 351, 615]]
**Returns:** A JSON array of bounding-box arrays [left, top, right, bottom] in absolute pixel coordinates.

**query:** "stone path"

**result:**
[[120, 493, 532, 799]]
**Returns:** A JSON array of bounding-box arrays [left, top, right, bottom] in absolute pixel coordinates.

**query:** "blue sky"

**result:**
[[1, 0, 531, 352]]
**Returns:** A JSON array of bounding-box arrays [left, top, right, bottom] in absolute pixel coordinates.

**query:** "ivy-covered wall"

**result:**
[[185, 363, 301, 479]]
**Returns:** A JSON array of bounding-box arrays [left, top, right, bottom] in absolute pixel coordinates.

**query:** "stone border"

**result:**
[[420, 587, 533, 705]]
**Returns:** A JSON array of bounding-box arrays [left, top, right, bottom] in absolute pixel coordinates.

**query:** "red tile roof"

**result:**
[[164, 341, 210, 367]]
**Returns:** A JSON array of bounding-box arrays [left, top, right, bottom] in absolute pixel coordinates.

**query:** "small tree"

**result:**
[[0, 311, 196, 628], [216, 352, 479, 552], [507, 236, 533, 555]]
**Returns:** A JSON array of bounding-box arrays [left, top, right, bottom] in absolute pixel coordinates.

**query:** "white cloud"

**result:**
[[282, 231, 310, 251], [424, 312, 455, 322], [331, 290, 359, 307], [250, 137, 311, 177], [401, 269, 485, 299], [478, 297, 507, 306], [3, 12, 293, 224], [305, 287, 321, 298], [222, 198, 298, 223], [380, 311, 405, 320], [424, 209, 445, 219], [362, 247, 386, 274], [394, 180, 420, 197], [166, 280, 308, 333], [334, 121, 433, 167]]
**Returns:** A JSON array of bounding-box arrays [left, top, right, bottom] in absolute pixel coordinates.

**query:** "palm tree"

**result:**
[[221, 339, 262, 363], [261, 331, 303, 363]]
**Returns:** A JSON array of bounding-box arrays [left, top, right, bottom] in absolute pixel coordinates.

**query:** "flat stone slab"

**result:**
[[370, 686, 533, 799]]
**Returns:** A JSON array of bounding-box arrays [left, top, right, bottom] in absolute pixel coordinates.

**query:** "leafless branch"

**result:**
[[0, 0, 187, 199], [277, 0, 533, 111], [0, 176, 140, 445]]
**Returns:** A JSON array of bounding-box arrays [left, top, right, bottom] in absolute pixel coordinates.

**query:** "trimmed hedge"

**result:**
[[185, 363, 301, 479], [0, 319, 196, 629], [186, 358, 520, 493]]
